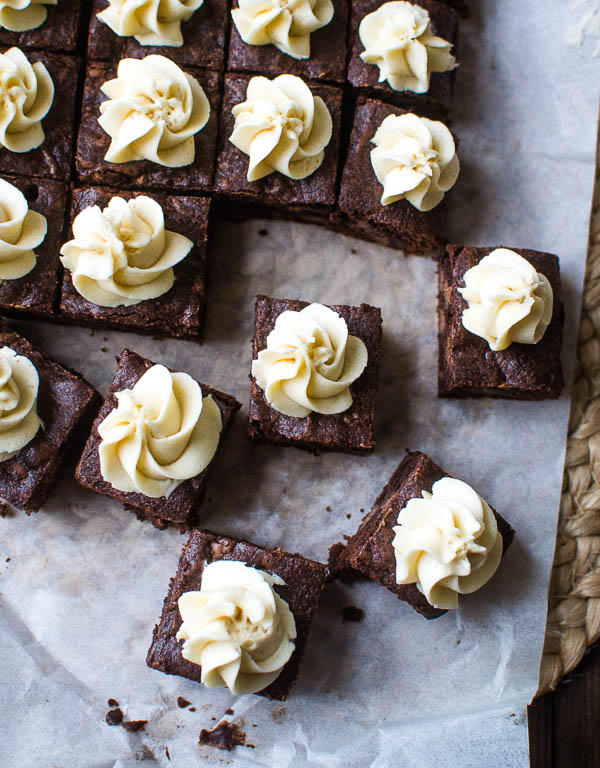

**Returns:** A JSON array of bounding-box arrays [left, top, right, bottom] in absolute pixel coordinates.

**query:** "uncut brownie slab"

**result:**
[[0, 51, 80, 182], [59, 187, 211, 340], [333, 97, 449, 254], [334, 451, 515, 619], [0, 327, 99, 514], [88, 0, 229, 71], [347, 0, 457, 118], [227, 0, 350, 85], [75, 60, 221, 193], [215, 74, 343, 225], [438, 245, 565, 399], [248, 295, 382, 455], [0, 0, 82, 53], [0, 175, 67, 321], [146, 529, 328, 700], [75, 349, 240, 530]]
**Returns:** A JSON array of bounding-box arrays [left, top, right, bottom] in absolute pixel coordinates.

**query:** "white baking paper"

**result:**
[[1, 1, 599, 766]]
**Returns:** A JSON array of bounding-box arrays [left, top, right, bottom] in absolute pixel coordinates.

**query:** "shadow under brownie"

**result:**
[[0, 0, 82, 53]]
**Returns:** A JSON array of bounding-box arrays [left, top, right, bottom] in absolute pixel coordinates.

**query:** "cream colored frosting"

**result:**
[[359, 1, 456, 93], [0, 177, 47, 281], [0, 346, 42, 462], [97, 0, 204, 47], [0, 0, 56, 33], [231, 0, 334, 60], [370, 112, 459, 211], [229, 74, 332, 181], [458, 248, 554, 352], [98, 55, 210, 167], [176, 560, 296, 695], [392, 477, 503, 610], [0, 47, 54, 153], [98, 364, 222, 498], [59, 195, 192, 308], [251, 302, 368, 418]]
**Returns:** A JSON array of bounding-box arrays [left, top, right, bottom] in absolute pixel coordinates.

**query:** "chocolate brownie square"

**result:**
[[75, 60, 221, 192], [248, 295, 382, 455], [333, 97, 449, 253], [59, 187, 211, 340], [438, 245, 565, 399], [215, 73, 343, 224], [146, 529, 328, 700], [227, 0, 350, 84], [0, 175, 67, 320], [0, 0, 82, 53], [0, 327, 99, 514], [88, 0, 229, 71], [333, 451, 515, 619], [0, 51, 80, 181], [75, 349, 241, 530], [347, 0, 457, 118]]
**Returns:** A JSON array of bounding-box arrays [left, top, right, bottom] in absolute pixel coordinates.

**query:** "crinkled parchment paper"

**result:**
[[1, 1, 599, 766]]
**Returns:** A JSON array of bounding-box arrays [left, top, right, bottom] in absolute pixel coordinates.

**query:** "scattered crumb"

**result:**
[[351, 248, 357, 254], [101, 346, 109, 353], [211, 716, 216, 720], [341, 606, 365, 623], [165, 746, 171, 761], [325, 505, 331, 512], [360, 508, 364, 513], [5, 557, 10, 562], [0, 501, 12, 518], [177, 696, 191, 709], [123, 719, 148, 733], [346, 513, 351, 519], [135, 745, 156, 761], [224, 708, 234, 715], [189, 707, 196, 712], [258, 229, 269, 236], [199, 721, 253, 751], [106, 708, 123, 726], [107, 698, 119, 708], [271, 707, 286, 723], [252, 724, 257, 728]]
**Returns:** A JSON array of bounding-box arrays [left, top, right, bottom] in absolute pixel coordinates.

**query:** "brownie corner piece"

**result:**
[[146, 529, 328, 700], [248, 295, 382, 455], [438, 244, 565, 400]]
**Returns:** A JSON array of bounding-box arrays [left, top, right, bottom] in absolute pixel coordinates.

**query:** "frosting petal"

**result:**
[[97, 0, 204, 47], [0, 346, 42, 461], [0, 177, 47, 280], [0, 0, 56, 32]]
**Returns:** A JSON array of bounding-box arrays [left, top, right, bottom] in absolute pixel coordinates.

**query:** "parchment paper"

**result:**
[[1, 1, 599, 766]]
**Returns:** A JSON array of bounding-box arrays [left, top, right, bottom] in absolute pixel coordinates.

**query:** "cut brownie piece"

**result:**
[[214, 74, 343, 225], [0, 51, 80, 182], [333, 97, 449, 253], [0, 327, 99, 514], [227, 0, 350, 85], [0, 175, 67, 321], [88, 0, 229, 71], [146, 529, 328, 700], [334, 451, 515, 619], [59, 187, 211, 340], [0, 0, 82, 53], [347, 0, 458, 118], [75, 349, 240, 530], [75, 60, 221, 193], [438, 245, 565, 399], [248, 295, 382, 455]]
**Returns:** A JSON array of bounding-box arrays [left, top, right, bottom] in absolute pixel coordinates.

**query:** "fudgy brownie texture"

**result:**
[[227, 0, 350, 84], [215, 74, 343, 224], [333, 451, 515, 619], [0, 176, 67, 320], [75, 349, 240, 530], [146, 529, 328, 700], [347, 0, 457, 118], [333, 98, 449, 254], [59, 187, 211, 340], [248, 295, 382, 455], [88, 0, 229, 71], [0, 328, 99, 514], [75, 60, 221, 192], [0, 51, 80, 181], [0, 0, 82, 52], [438, 245, 565, 399]]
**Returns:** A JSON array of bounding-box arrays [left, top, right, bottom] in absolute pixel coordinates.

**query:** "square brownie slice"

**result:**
[[333, 97, 450, 253], [248, 295, 382, 455], [88, 0, 229, 71], [0, 0, 82, 53], [215, 74, 344, 224], [59, 187, 211, 340], [0, 175, 67, 321], [333, 451, 515, 619], [347, 0, 457, 118], [438, 245, 565, 399], [0, 327, 99, 514], [75, 349, 241, 530], [146, 529, 328, 700], [227, 0, 350, 85], [75, 60, 221, 193], [0, 51, 80, 182]]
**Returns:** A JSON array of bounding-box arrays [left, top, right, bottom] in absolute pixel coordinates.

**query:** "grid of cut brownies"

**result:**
[[146, 529, 328, 700], [75, 349, 241, 530]]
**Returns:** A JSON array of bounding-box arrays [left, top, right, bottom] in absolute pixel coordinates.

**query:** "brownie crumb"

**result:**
[[122, 719, 148, 733], [341, 606, 365, 623], [258, 229, 269, 236], [107, 698, 119, 707], [224, 708, 234, 715], [199, 720, 251, 751], [165, 745, 171, 761], [0, 501, 12, 517], [351, 248, 358, 255], [101, 346, 109, 353], [189, 706, 196, 712], [325, 505, 331, 512], [346, 513, 352, 519], [5, 557, 10, 562], [106, 708, 123, 726], [177, 696, 191, 709], [135, 745, 156, 760]]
